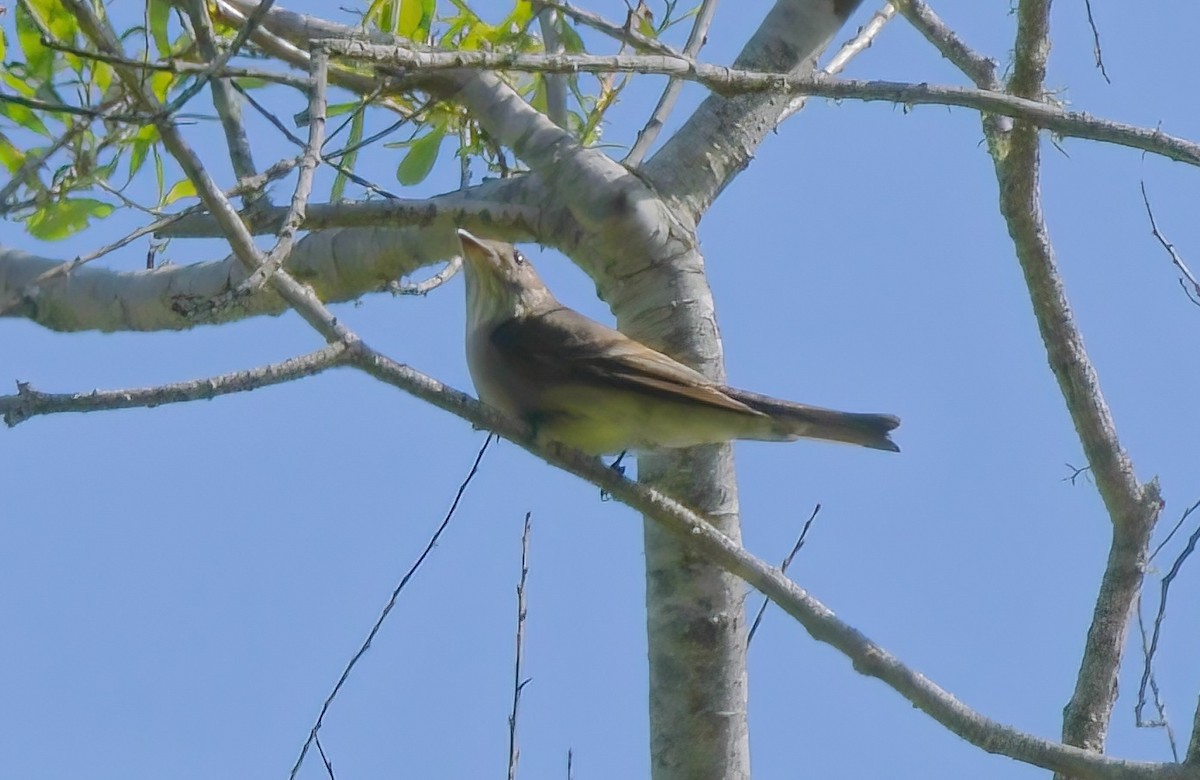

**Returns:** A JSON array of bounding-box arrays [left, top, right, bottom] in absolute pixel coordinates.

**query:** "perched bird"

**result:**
[[457, 229, 899, 456]]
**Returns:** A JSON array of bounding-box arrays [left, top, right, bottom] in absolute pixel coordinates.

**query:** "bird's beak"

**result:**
[[456, 228, 491, 265]]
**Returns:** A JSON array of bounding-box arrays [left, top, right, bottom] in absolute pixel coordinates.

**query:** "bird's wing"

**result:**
[[490, 306, 760, 416]]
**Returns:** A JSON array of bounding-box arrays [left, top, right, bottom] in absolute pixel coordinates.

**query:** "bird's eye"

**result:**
[[513, 251, 526, 266]]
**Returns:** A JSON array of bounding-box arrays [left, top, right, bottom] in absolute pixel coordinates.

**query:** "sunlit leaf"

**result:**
[[149, 70, 174, 103], [128, 125, 159, 179], [330, 110, 365, 202], [558, 21, 585, 54], [162, 178, 197, 205], [231, 77, 270, 90], [25, 198, 114, 240], [0, 98, 52, 138], [15, 3, 52, 80], [92, 61, 113, 95], [0, 133, 25, 173], [149, 0, 172, 57], [395, 124, 445, 185], [398, 0, 436, 40]]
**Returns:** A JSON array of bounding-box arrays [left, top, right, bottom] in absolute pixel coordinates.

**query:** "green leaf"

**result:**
[[149, 70, 174, 103], [25, 197, 114, 240], [0, 26, 8, 63], [330, 110, 365, 202], [398, 0, 436, 40], [395, 125, 445, 186], [558, 20, 585, 54], [0, 133, 24, 173], [231, 77, 270, 90], [15, 3, 52, 80], [0, 97, 52, 138], [128, 124, 159, 179], [148, 0, 172, 57], [162, 178, 197, 205]]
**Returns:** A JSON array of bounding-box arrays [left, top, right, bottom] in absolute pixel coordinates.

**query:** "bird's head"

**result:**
[[457, 229, 557, 325]]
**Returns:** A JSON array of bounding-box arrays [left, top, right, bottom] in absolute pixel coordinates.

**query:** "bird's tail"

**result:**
[[722, 387, 901, 452]]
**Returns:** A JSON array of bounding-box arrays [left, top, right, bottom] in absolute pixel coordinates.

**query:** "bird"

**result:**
[[456, 228, 899, 456]]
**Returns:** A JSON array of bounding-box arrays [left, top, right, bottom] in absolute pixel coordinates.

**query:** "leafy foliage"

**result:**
[[0, 0, 678, 238]]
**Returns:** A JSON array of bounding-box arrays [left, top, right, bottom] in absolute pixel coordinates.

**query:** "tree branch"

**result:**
[[623, 0, 720, 167], [0, 180, 548, 333], [0, 342, 351, 426], [641, 0, 864, 220], [976, 0, 1163, 768], [319, 43, 1200, 169]]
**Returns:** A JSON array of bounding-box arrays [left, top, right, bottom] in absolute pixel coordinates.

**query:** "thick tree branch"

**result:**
[[0, 181, 549, 332]]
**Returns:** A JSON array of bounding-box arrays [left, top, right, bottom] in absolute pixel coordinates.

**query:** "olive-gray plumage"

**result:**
[[457, 228, 899, 455]]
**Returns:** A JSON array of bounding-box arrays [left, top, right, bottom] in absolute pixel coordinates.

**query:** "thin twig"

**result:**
[[0, 343, 352, 427], [776, 3, 896, 125], [1082, 0, 1111, 84], [536, 5, 569, 128], [288, 435, 495, 780], [890, 0, 1001, 89], [233, 82, 402, 200], [747, 503, 821, 645], [1134, 593, 1179, 760], [389, 257, 463, 296], [185, 0, 262, 204], [1136, 500, 1200, 743], [313, 731, 337, 780], [234, 47, 327, 294], [624, 0, 719, 166], [317, 42, 1200, 167], [508, 512, 533, 780], [1141, 180, 1200, 307], [536, 0, 683, 57]]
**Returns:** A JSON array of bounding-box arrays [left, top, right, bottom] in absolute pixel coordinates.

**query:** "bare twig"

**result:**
[[1140, 181, 1200, 306], [536, 5, 569, 129], [313, 731, 337, 780], [1134, 593, 1179, 760], [0, 342, 351, 427], [624, 0, 720, 166], [536, 0, 683, 57], [1136, 500, 1200, 749], [508, 513, 533, 780], [1082, 0, 1111, 84], [389, 257, 463, 296], [232, 82, 402, 201], [1062, 463, 1093, 486], [288, 434, 495, 780], [184, 0, 264, 212], [318, 42, 1200, 167], [747, 503, 821, 645], [890, 0, 1001, 90], [234, 48, 327, 294], [1188, 695, 1200, 765], [777, 4, 897, 126]]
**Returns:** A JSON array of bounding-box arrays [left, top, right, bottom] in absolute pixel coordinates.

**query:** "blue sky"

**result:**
[[4, 2, 1199, 778]]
